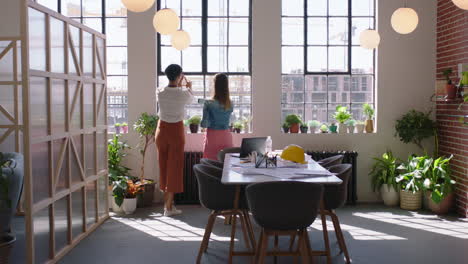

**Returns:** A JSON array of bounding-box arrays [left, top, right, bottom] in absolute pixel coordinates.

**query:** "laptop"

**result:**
[[238, 137, 268, 158]]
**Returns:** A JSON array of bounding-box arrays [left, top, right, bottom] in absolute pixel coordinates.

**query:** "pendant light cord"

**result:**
[[165, 0, 167, 8], [368, 0, 371, 29]]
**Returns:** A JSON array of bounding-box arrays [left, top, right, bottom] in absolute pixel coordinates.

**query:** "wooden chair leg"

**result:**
[[197, 212, 217, 264], [320, 212, 332, 264], [289, 233, 297, 251], [239, 212, 252, 251], [243, 211, 256, 250], [228, 213, 238, 264], [254, 229, 264, 264], [330, 212, 351, 264], [304, 229, 314, 264], [274, 235, 279, 264], [258, 230, 269, 264]]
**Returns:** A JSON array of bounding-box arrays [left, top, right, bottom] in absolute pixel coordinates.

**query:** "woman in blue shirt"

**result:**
[[201, 73, 234, 160]]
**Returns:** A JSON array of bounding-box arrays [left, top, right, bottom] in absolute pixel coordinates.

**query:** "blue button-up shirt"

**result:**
[[201, 100, 233, 130]]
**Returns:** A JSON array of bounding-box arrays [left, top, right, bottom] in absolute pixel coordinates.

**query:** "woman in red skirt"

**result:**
[[201, 73, 233, 160]]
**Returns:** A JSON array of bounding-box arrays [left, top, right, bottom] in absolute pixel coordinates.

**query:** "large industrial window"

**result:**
[[281, 0, 375, 126], [157, 0, 252, 126]]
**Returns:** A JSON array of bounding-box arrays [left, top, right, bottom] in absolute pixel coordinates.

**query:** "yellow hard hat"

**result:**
[[281, 145, 307, 164]]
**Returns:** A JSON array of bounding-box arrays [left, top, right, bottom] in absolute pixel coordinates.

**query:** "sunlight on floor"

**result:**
[[112, 212, 238, 242], [353, 212, 468, 239]]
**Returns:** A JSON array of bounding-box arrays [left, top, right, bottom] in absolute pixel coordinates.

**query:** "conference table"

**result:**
[[221, 153, 343, 264]]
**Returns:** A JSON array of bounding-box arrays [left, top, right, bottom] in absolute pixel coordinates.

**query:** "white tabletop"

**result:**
[[221, 154, 343, 185]]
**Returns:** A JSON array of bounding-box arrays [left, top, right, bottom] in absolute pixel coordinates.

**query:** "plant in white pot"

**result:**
[[423, 155, 456, 214], [112, 176, 127, 214], [308, 120, 321, 133], [108, 134, 131, 209], [345, 119, 356, 133], [122, 180, 143, 215], [333, 105, 352, 134], [355, 120, 365, 133], [396, 155, 431, 211], [370, 151, 400, 206], [363, 103, 375, 133]]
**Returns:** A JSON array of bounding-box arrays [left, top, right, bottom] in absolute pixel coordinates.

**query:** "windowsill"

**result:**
[[281, 132, 378, 135]]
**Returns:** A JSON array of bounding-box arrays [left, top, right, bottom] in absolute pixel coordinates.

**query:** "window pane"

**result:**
[[328, 46, 347, 72], [158, 76, 169, 89], [168, 1, 181, 16], [329, 18, 348, 45], [208, 18, 228, 45], [352, 18, 374, 46], [282, 75, 304, 103], [352, 47, 373, 74], [83, 18, 102, 32], [282, 18, 304, 45], [281, 104, 304, 122], [307, 0, 327, 16], [283, 0, 304, 16], [230, 75, 251, 99], [83, 0, 102, 17], [329, 0, 348, 16], [228, 47, 249, 72], [305, 75, 327, 103], [107, 47, 127, 75], [307, 46, 327, 72], [62, 0, 81, 17], [282, 47, 304, 74], [230, 0, 249, 16], [208, 0, 228, 16], [353, 0, 374, 16], [208, 46, 227, 72], [50, 18, 65, 73], [37, 0, 58, 11], [107, 76, 128, 93], [182, 46, 202, 72], [105, 0, 127, 17], [328, 76, 350, 104], [160, 35, 171, 46], [229, 18, 249, 45], [307, 18, 327, 45], [186, 75, 205, 93], [106, 18, 127, 46], [161, 47, 181, 72], [351, 75, 373, 103], [305, 103, 327, 123], [350, 103, 373, 122], [182, 0, 202, 16], [182, 17, 202, 46]]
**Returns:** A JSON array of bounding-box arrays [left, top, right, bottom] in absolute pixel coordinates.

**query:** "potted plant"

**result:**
[[396, 155, 432, 210], [394, 109, 437, 154], [233, 121, 243, 133], [308, 120, 321, 133], [333, 105, 352, 134], [242, 116, 252, 133], [370, 151, 400, 206], [423, 155, 456, 214], [282, 122, 290, 133], [300, 122, 308, 133], [285, 114, 302, 133], [121, 122, 129, 134], [114, 123, 122, 134], [345, 119, 356, 133], [363, 103, 375, 133], [112, 175, 127, 213], [122, 180, 143, 215], [108, 134, 131, 208], [133, 112, 158, 207], [187, 115, 201, 133], [442, 68, 456, 100], [355, 120, 365, 133], [329, 122, 338, 133], [320, 124, 328, 133]]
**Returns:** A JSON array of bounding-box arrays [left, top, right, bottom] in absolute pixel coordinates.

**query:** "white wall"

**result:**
[[125, 0, 437, 202], [0, 0, 22, 37]]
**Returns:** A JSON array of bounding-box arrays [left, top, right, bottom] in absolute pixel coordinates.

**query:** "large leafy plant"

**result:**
[[396, 155, 432, 193], [370, 151, 399, 192], [423, 155, 455, 204], [395, 110, 436, 151], [187, 115, 202, 125], [108, 134, 131, 185], [284, 114, 302, 125], [112, 176, 128, 207], [333, 105, 352, 124], [134, 112, 159, 181]]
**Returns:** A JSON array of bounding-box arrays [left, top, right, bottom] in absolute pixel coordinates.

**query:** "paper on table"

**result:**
[[234, 167, 333, 179]]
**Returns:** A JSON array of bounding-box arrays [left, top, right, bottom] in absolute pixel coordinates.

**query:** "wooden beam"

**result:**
[[0, 41, 14, 61], [69, 137, 86, 181], [53, 138, 69, 191], [0, 105, 16, 124]]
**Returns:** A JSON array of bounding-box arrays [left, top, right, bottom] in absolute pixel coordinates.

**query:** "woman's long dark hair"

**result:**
[[213, 73, 231, 110]]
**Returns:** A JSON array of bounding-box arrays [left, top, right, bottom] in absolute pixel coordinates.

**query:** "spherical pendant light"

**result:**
[[359, 29, 381, 49], [452, 0, 468, 10], [171, 30, 191, 51], [121, 0, 155, 13], [153, 8, 180, 35], [391, 7, 419, 34]]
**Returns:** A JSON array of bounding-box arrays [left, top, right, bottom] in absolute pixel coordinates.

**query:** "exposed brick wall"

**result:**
[[436, 0, 468, 217]]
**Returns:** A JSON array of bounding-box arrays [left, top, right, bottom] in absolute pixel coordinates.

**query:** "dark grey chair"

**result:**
[[317, 155, 344, 168], [193, 164, 255, 264], [322, 164, 352, 264], [246, 181, 323, 264], [217, 147, 241, 162], [200, 158, 224, 170]]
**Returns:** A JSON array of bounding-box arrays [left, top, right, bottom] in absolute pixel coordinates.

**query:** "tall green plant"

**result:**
[[333, 105, 352, 124], [108, 134, 131, 184], [363, 103, 374, 120], [396, 155, 432, 193], [394, 110, 437, 153], [134, 112, 159, 181], [423, 155, 455, 204], [369, 151, 399, 192]]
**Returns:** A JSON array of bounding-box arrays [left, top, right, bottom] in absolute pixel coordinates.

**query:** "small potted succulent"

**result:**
[[308, 120, 321, 133], [363, 103, 375, 133], [233, 121, 244, 133], [114, 123, 122, 134], [355, 120, 365, 133], [329, 122, 338, 133], [285, 114, 302, 133], [333, 105, 352, 134], [300, 122, 308, 133], [282, 122, 290, 133], [320, 124, 328, 133], [442, 68, 456, 100], [345, 119, 356, 133], [187, 115, 202, 133], [121, 122, 129, 134]]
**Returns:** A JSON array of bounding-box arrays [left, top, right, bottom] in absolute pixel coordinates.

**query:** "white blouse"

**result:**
[[157, 86, 194, 123]]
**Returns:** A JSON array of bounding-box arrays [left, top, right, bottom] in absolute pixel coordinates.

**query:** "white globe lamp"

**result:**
[[452, 0, 468, 10], [171, 30, 191, 51], [153, 8, 180, 35], [121, 0, 155, 13], [391, 7, 419, 34], [359, 29, 381, 49]]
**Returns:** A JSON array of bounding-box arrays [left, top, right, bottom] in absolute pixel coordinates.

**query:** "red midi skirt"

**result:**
[[203, 128, 233, 161]]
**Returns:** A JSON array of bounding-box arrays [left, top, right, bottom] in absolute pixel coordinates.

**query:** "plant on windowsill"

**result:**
[[345, 119, 356, 133], [396, 155, 431, 210], [114, 123, 122, 134], [370, 150, 400, 206], [300, 122, 308, 133], [308, 120, 321, 133], [363, 103, 375, 133], [333, 105, 352, 134], [187, 115, 202, 133], [442, 68, 456, 100], [394, 109, 437, 155], [121, 122, 129, 134], [423, 155, 456, 214], [320, 124, 328, 133], [242, 116, 252, 133], [329, 122, 338, 133], [133, 112, 158, 207], [233, 121, 244, 134], [282, 122, 290, 133], [284, 114, 302, 133], [355, 120, 365, 133]]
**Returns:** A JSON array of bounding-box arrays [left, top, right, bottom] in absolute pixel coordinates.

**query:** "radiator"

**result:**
[[175, 152, 203, 204], [307, 151, 358, 205]]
